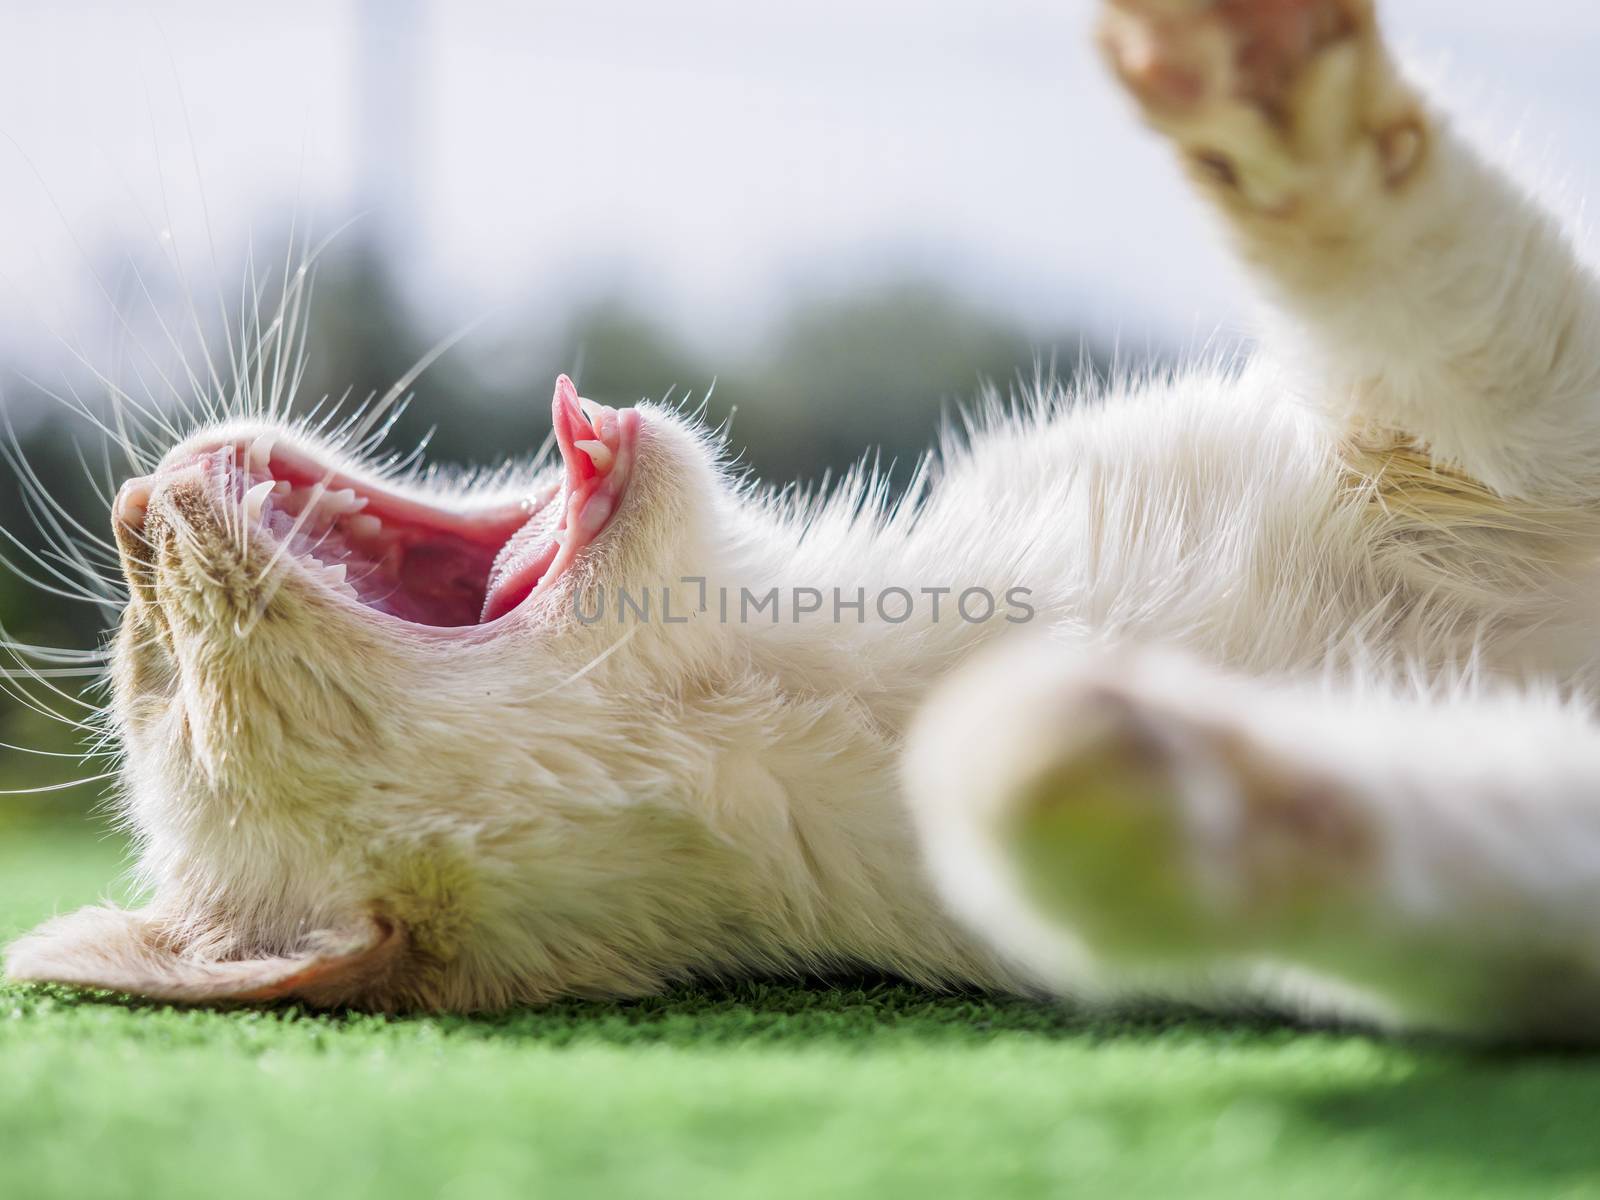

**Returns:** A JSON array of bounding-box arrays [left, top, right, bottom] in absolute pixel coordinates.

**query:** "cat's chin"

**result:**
[[114, 375, 637, 631]]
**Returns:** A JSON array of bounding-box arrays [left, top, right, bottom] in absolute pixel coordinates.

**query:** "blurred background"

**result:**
[[1, 0, 1597, 835]]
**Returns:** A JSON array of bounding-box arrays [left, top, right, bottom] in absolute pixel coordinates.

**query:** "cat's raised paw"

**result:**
[[1100, 0, 1371, 120], [1098, 0, 1423, 213]]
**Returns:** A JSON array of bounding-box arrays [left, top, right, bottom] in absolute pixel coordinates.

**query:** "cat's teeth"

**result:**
[[574, 439, 614, 473], [581, 402, 621, 452], [316, 558, 358, 599], [346, 514, 384, 539], [321, 488, 366, 515], [243, 480, 275, 523], [247, 434, 277, 472]]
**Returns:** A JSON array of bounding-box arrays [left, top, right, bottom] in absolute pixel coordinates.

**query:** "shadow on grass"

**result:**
[[359, 977, 1287, 1048], [9, 971, 1384, 1049]]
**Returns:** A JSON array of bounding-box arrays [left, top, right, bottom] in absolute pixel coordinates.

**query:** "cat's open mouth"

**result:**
[[116, 376, 638, 628]]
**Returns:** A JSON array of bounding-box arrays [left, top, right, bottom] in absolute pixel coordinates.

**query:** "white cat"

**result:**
[[10, 0, 1600, 1038]]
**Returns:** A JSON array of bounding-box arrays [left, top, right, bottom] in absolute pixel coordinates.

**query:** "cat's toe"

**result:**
[[1100, 0, 1369, 115], [1098, 0, 1420, 212]]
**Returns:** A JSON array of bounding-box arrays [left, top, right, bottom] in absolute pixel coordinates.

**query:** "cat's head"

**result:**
[[5, 376, 773, 1010]]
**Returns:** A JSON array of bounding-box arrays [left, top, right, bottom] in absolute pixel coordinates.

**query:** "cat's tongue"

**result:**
[[481, 376, 638, 623]]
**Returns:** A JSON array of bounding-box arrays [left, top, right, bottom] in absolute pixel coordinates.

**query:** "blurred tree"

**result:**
[[724, 281, 1111, 487]]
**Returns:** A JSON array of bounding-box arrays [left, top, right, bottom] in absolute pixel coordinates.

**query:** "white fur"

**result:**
[[10, 0, 1600, 1037]]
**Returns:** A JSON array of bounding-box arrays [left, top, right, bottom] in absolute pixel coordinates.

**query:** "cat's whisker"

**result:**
[[0, 771, 121, 797]]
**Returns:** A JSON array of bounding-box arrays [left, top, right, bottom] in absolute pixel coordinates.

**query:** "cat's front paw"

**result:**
[[1099, 0, 1424, 214]]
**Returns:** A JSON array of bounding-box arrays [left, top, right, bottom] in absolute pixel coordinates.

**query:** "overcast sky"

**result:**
[[2, 0, 1598, 363]]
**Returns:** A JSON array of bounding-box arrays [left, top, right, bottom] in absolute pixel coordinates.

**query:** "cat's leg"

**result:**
[[907, 640, 1600, 1040], [1099, 0, 1600, 504]]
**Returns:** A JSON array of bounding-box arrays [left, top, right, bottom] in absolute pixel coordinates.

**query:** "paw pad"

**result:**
[[1100, 0, 1418, 212]]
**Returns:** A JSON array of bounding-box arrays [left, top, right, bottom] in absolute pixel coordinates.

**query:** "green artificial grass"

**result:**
[[4, 824, 1600, 1199]]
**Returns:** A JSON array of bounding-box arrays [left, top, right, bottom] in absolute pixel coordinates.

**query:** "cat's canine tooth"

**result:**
[[323, 563, 348, 585], [573, 438, 614, 473], [243, 479, 275, 523], [272, 481, 292, 496], [578, 398, 607, 429], [247, 433, 277, 472]]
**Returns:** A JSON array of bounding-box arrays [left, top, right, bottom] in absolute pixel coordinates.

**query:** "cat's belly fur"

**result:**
[[744, 361, 1598, 763], [720, 366, 1600, 989], [897, 365, 1600, 692]]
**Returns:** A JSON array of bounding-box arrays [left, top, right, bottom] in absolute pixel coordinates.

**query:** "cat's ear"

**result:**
[[3, 905, 403, 1006]]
